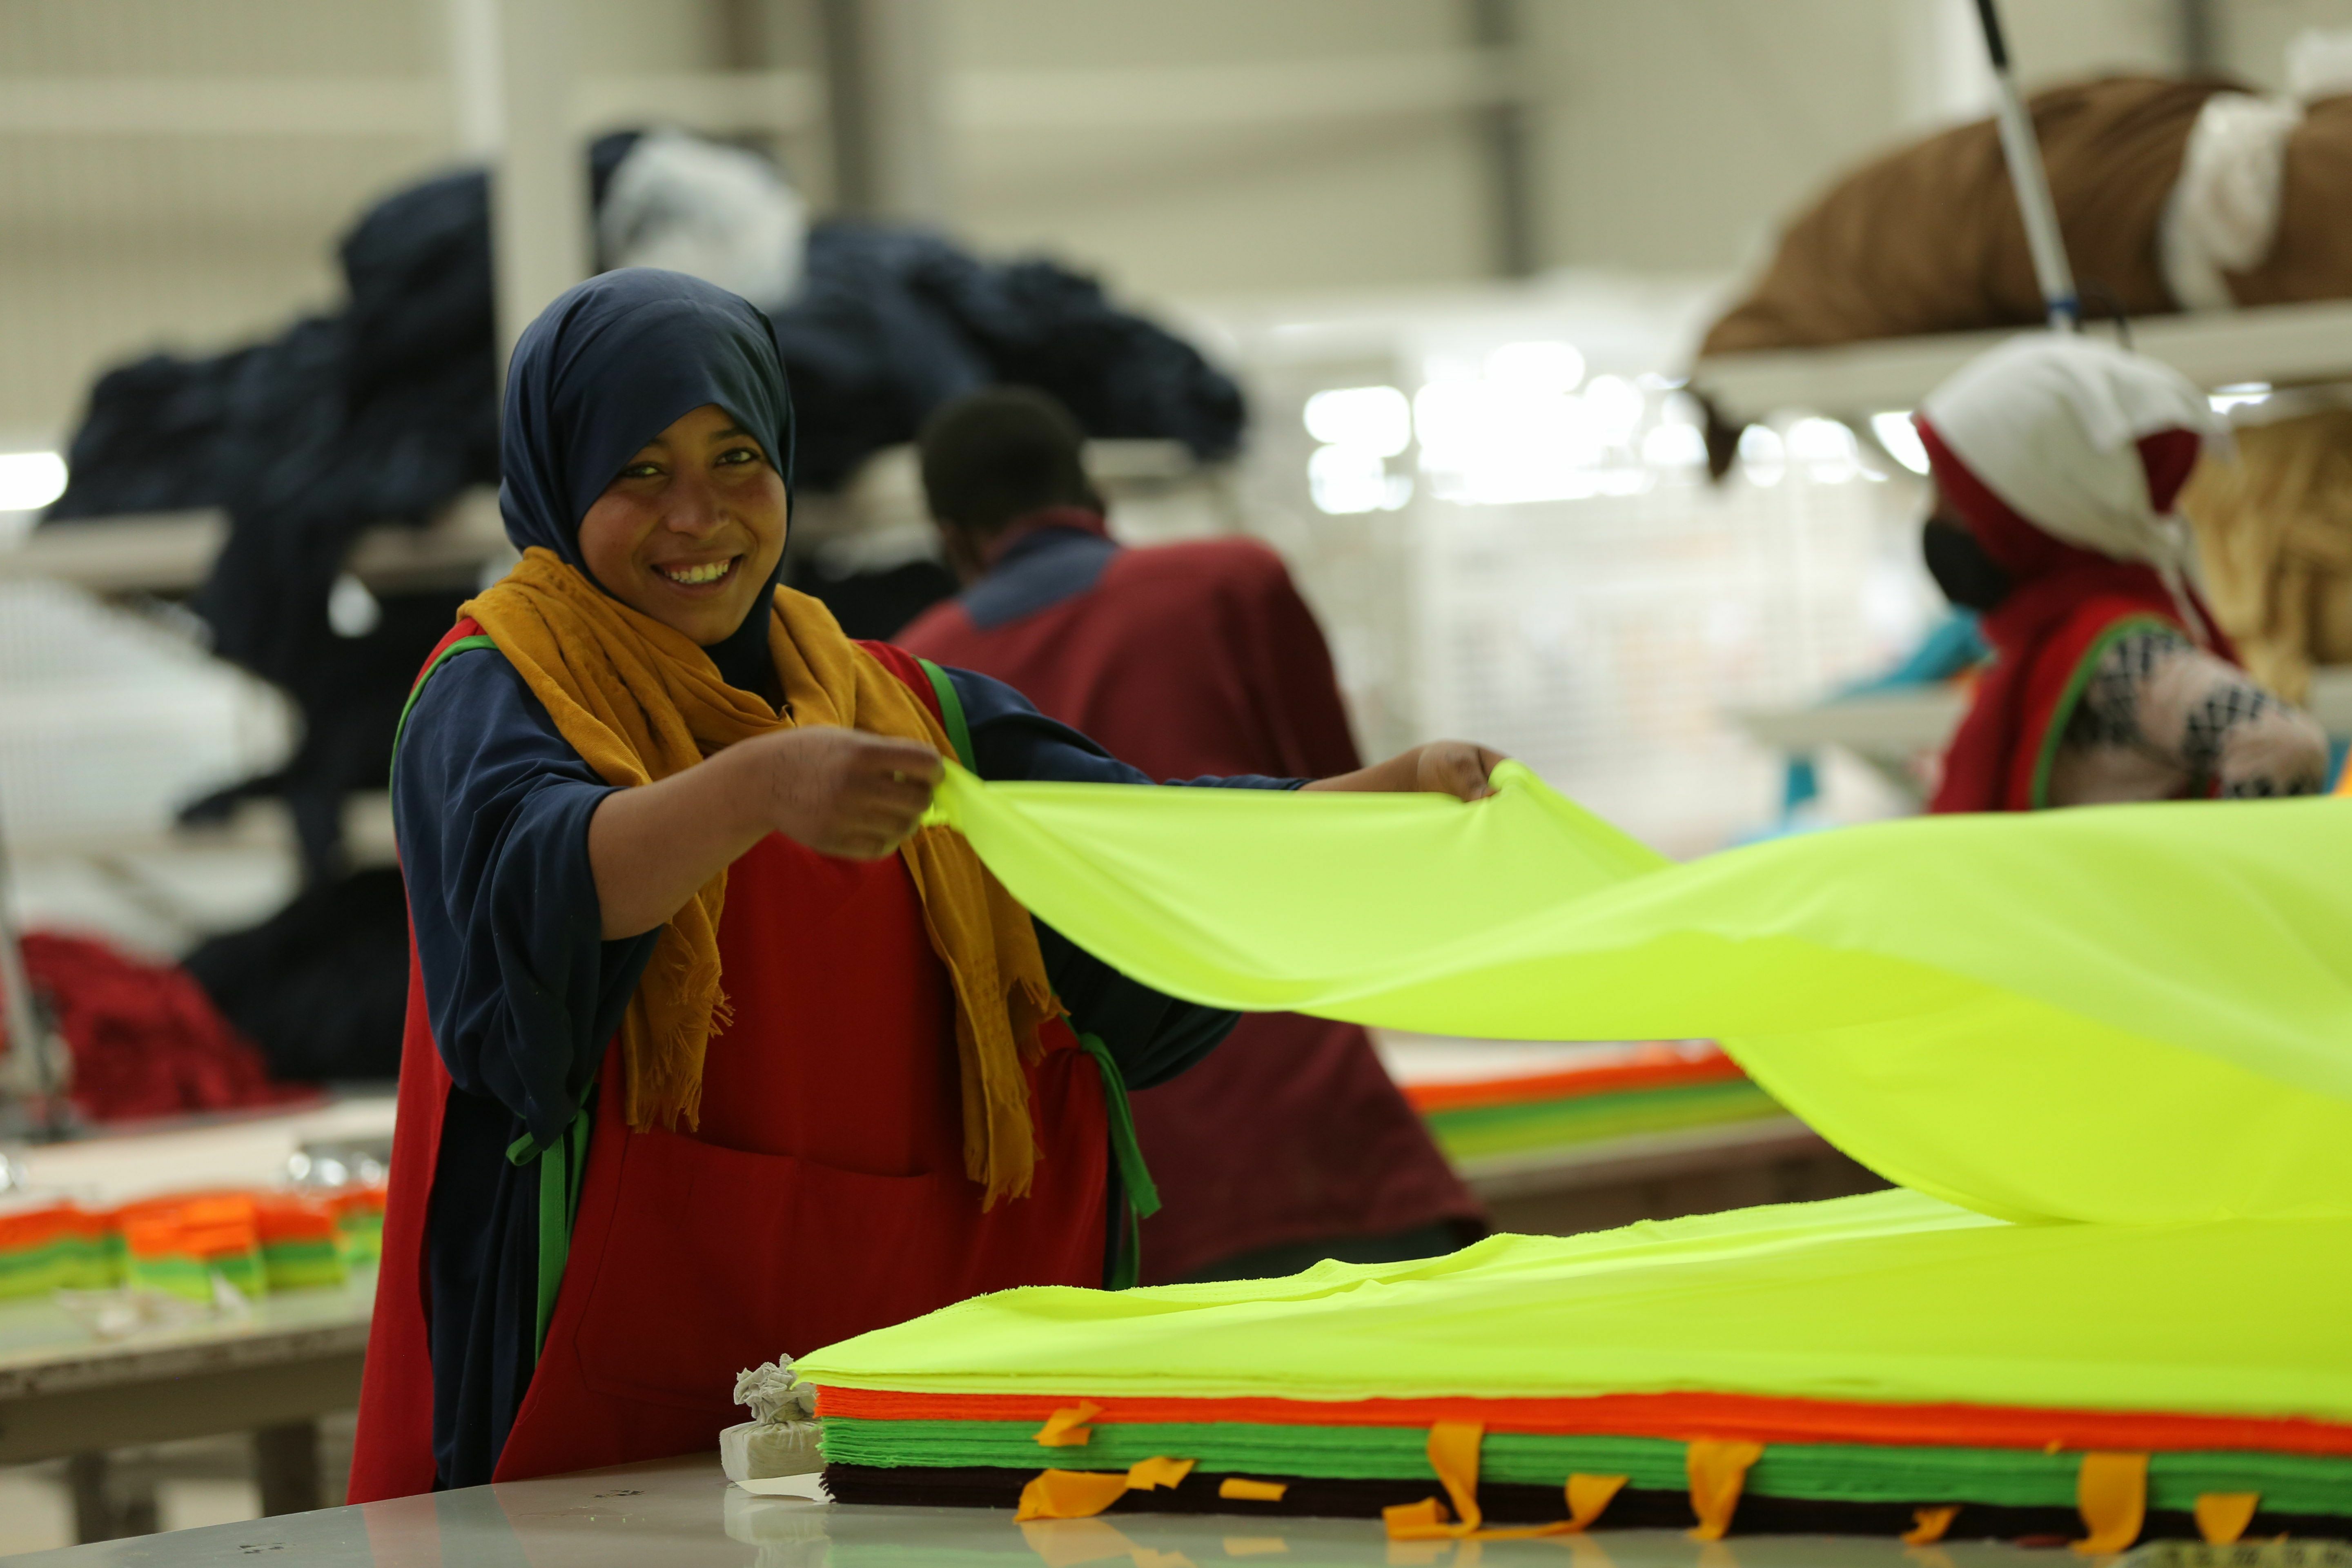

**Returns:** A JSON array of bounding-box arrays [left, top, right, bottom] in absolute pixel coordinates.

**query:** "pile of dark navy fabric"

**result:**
[[41, 129, 1244, 1083]]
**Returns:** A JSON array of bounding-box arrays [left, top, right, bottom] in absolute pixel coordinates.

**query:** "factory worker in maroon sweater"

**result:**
[[898, 387, 1489, 1283]]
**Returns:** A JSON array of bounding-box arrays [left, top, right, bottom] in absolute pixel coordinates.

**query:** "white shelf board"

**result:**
[[1693, 298, 2352, 421]]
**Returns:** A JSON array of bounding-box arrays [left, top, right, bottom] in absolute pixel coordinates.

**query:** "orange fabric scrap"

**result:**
[[2193, 1491, 2259, 1546], [1017, 1470, 1133, 1522], [1221, 1537, 1289, 1557], [1034, 1400, 1105, 1448], [1126, 1457, 1196, 1492], [1565, 1473, 1628, 1531], [2071, 1452, 2148, 1555], [1903, 1505, 1961, 1545], [1685, 1439, 1765, 1541], [1219, 1478, 1289, 1502]]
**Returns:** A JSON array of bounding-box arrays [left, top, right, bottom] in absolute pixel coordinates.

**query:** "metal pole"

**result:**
[[449, 0, 590, 365], [1973, 0, 2080, 331], [820, 0, 949, 224], [0, 791, 69, 1138], [1471, 0, 1538, 280]]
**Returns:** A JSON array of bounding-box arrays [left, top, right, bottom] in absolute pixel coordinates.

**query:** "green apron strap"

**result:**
[[916, 657, 977, 771], [507, 1106, 592, 1359], [1076, 1032, 1159, 1290], [392, 633, 498, 769], [916, 662, 1151, 1284]]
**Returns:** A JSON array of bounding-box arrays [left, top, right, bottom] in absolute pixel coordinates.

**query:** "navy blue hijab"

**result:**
[[500, 268, 796, 690]]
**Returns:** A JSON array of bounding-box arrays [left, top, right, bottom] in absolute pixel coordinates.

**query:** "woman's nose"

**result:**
[[662, 475, 724, 535]]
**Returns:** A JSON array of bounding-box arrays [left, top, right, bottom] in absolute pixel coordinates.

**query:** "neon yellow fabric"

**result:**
[[920, 761, 2352, 1225], [798, 1188, 2352, 1421]]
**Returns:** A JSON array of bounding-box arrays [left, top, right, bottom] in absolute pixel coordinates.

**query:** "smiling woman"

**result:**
[[576, 405, 790, 651], [347, 267, 1506, 1505]]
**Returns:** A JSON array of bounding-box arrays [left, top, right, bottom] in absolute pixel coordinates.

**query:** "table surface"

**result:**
[[0, 1268, 371, 1401], [0, 1452, 2087, 1567]]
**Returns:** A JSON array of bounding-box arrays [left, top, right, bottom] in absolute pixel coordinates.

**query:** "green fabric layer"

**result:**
[[820, 1417, 2352, 1515], [801, 1189, 2352, 1422], [920, 762, 2352, 1226], [0, 1238, 120, 1296], [1424, 1079, 1783, 1160]]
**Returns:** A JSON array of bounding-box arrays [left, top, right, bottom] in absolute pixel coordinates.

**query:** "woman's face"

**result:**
[[577, 403, 787, 645]]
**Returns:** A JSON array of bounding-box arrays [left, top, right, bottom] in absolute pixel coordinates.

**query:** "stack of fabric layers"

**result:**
[[0, 1200, 120, 1298], [1379, 1037, 1780, 1166], [0, 1184, 386, 1302], [808, 1191, 2352, 1543], [795, 762, 2352, 1547]]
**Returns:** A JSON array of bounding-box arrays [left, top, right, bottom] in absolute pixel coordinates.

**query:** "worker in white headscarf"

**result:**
[[1913, 334, 2327, 811]]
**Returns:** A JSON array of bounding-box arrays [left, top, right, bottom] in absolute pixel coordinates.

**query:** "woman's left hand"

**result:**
[[1300, 740, 1507, 800]]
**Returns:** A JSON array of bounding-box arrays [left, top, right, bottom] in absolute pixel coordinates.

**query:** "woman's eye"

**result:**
[[717, 446, 760, 467], [622, 462, 663, 479]]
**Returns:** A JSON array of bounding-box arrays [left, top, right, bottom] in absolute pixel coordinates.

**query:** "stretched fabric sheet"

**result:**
[[921, 762, 2352, 1225], [798, 1189, 2352, 1421]]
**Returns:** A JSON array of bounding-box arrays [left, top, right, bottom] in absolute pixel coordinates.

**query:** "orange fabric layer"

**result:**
[[1903, 1506, 1961, 1545], [2073, 1452, 2148, 1556], [2193, 1492, 2259, 1545], [1402, 1047, 1745, 1113], [1035, 1401, 1102, 1448], [814, 1385, 2352, 1457], [1686, 1439, 1763, 1542], [1218, 1478, 1289, 1501]]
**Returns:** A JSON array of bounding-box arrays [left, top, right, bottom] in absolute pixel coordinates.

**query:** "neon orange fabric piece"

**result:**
[[2072, 1452, 2148, 1555], [813, 1385, 2352, 1458], [2194, 1491, 2259, 1545], [1219, 1478, 1289, 1501], [1566, 1473, 1628, 1530], [1903, 1506, 1961, 1545], [1035, 1400, 1104, 1447], [1126, 1456, 1196, 1491], [1016, 1469, 1133, 1521], [1686, 1439, 1764, 1541], [1402, 1046, 1745, 1113]]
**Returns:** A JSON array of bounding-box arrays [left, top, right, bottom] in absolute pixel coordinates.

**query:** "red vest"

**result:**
[[348, 626, 1106, 1499]]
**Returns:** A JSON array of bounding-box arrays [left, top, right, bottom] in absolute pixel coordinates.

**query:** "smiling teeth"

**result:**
[[664, 561, 731, 585]]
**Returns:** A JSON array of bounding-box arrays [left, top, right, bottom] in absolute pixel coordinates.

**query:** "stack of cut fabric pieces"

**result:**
[[799, 763, 2352, 1548], [1378, 1036, 1783, 1167]]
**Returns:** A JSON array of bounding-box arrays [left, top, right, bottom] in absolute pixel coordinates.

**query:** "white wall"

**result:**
[[6, 0, 2352, 443]]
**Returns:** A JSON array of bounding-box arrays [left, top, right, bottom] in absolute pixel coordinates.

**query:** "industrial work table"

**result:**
[[0, 1450, 2089, 1566], [0, 1099, 393, 1535]]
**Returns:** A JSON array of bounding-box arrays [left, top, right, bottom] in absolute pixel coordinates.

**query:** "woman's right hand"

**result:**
[[739, 726, 945, 860], [590, 726, 946, 938]]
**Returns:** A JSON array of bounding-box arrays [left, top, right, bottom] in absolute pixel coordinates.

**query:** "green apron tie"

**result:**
[[507, 1106, 592, 1358], [1076, 1031, 1159, 1290]]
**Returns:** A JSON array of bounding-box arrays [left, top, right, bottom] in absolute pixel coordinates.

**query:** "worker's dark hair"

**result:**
[[918, 386, 1097, 534]]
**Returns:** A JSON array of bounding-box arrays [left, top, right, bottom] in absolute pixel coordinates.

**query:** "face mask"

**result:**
[[1923, 517, 2012, 612]]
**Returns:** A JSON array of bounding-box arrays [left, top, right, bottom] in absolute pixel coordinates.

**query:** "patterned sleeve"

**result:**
[[2063, 629, 2329, 798]]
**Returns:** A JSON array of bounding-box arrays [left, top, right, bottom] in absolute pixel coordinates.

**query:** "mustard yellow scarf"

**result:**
[[461, 548, 1057, 1204]]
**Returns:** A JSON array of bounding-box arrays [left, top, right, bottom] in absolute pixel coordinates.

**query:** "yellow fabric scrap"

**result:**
[[1034, 1400, 1104, 1448], [1902, 1505, 1960, 1545], [1685, 1439, 1764, 1541], [2071, 1451, 2148, 1555], [2194, 1491, 2260, 1545], [1218, 1478, 1289, 1502]]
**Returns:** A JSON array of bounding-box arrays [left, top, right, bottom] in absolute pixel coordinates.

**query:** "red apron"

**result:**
[[350, 626, 1107, 1499]]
